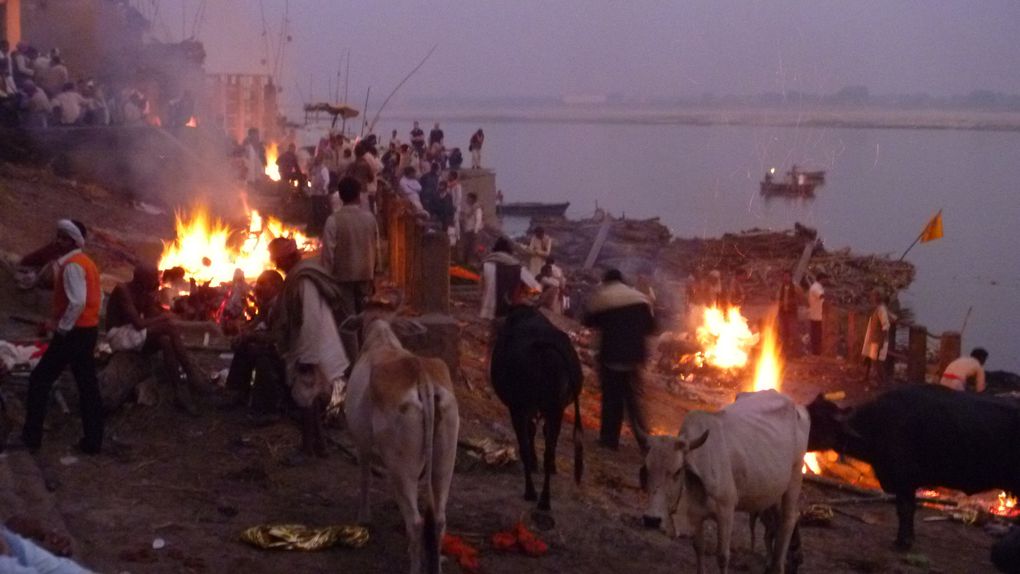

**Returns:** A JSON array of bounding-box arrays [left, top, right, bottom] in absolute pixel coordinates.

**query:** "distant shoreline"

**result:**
[[372, 105, 1020, 132]]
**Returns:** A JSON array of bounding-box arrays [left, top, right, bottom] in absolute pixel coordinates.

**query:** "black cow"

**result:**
[[490, 305, 584, 511], [807, 385, 1020, 550]]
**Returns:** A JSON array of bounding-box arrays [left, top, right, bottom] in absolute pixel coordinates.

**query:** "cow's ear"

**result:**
[[687, 430, 710, 451]]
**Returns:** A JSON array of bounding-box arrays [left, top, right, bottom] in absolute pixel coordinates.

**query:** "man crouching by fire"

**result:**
[[268, 237, 350, 462]]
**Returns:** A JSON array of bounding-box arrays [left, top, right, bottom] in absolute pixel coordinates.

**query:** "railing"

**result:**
[[819, 303, 960, 383], [380, 185, 450, 313]]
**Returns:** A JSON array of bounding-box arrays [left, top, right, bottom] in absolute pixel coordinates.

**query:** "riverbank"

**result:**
[[381, 104, 1020, 132]]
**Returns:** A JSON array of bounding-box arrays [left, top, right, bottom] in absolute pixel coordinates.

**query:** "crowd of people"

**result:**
[[0, 39, 168, 129]]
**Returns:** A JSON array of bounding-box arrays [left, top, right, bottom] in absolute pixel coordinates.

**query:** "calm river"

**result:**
[[366, 118, 1020, 372]]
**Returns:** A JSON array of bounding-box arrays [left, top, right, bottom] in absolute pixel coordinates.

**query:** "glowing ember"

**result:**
[[752, 318, 782, 392], [158, 207, 309, 285], [802, 452, 823, 475], [993, 491, 1018, 517], [265, 143, 281, 181], [185, 116, 198, 128], [696, 306, 757, 370]]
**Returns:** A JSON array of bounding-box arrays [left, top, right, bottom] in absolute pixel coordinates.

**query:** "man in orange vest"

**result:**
[[21, 220, 104, 454]]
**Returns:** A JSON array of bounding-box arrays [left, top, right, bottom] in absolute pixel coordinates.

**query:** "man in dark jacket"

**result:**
[[583, 269, 655, 452]]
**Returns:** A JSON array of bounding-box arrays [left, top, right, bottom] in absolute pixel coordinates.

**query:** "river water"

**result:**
[[358, 118, 1020, 372]]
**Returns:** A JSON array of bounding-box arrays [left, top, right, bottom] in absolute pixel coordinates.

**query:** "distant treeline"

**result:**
[[409, 86, 1020, 112]]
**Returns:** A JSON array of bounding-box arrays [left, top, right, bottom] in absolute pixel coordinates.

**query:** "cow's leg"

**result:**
[[390, 471, 424, 574], [538, 409, 564, 511], [768, 488, 801, 574], [691, 517, 707, 574], [431, 403, 459, 562], [511, 409, 537, 502], [894, 490, 917, 551], [716, 508, 734, 574]]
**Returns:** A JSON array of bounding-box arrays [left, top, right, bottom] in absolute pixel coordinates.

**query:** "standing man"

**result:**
[[459, 192, 483, 265], [22, 220, 104, 454], [582, 269, 655, 452], [469, 128, 485, 169], [861, 290, 892, 384], [939, 348, 988, 392], [321, 176, 378, 316], [807, 273, 828, 355], [429, 121, 444, 147], [268, 238, 349, 459], [775, 270, 800, 356], [525, 226, 553, 276], [410, 120, 426, 155]]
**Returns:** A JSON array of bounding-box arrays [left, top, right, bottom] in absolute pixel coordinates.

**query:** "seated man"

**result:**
[[224, 270, 288, 415], [105, 265, 203, 414], [939, 347, 988, 392]]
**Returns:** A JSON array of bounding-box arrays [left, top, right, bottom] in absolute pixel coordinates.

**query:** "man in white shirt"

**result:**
[[398, 166, 428, 216], [51, 83, 87, 125], [479, 237, 540, 322], [458, 192, 483, 265], [807, 273, 828, 355], [939, 348, 988, 392]]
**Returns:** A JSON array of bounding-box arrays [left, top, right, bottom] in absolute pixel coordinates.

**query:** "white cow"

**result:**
[[641, 389, 809, 574], [344, 317, 460, 574]]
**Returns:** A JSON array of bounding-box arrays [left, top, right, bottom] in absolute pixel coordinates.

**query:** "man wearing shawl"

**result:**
[[268, 238, 349, 459]]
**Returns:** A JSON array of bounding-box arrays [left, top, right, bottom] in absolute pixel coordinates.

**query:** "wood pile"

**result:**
[[522, 216, 914, 309]]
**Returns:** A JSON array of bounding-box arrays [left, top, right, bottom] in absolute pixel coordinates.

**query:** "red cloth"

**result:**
[[490, 522, 549, 557], [442, 533, 480, 573]]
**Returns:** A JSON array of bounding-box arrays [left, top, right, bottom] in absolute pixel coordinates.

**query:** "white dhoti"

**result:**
[[285, 278, 350, 408], [107, 325, 147, 352]]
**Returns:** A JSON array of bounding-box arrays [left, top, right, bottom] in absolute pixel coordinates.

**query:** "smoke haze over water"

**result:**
[[148, 1, 1020, 111]]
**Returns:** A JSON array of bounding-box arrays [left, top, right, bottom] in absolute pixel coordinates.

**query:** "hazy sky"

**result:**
[[147, 1, 1020, 107]]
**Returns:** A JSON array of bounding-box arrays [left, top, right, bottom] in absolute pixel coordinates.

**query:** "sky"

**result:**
[[143, 1, 1020, 109]]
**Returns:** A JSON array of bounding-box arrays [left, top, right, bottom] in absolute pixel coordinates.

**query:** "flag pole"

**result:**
[[899, 208, 942, 261]]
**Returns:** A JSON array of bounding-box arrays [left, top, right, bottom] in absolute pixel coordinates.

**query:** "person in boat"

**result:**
[[106, 264, 204, 415], [939, 348, 988, 393]]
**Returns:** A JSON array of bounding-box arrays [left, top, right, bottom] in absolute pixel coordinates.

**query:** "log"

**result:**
[[98, 352, 153, 412]]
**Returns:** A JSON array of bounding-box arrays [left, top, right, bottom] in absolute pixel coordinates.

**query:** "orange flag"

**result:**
[[919, 210, 943, 243]]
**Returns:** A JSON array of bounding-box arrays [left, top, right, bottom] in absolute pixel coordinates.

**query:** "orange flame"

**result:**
[[752, 318, 782, 392], [993, 491, 1018, 517], [185, 116, 198, 128], [157, 206, 310, 285], [696, 306, 756, 370], [802, 452, 823, 475], [265, 143, 281, 182]]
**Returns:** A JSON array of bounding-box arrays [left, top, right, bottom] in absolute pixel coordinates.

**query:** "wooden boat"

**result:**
[[496, 202, 570, 218], [760, 180, 816, 197]]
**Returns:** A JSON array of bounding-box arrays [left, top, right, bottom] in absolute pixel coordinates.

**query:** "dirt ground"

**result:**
[[0, 165, 1003, 573]]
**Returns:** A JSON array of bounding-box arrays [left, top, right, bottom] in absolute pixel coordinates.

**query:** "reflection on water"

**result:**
[[363, 119, 1020, 371]]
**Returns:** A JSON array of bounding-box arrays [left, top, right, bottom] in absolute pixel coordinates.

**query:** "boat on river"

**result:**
[[496, 202, 570, 218]]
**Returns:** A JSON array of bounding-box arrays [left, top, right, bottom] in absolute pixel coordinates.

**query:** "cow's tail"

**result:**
[[418, 367, 441, 574], [573, 395, 584, 485]]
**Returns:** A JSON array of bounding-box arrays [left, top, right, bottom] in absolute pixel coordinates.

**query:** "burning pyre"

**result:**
[[264, 143, 281, 182], [157, 206, 311, 329]]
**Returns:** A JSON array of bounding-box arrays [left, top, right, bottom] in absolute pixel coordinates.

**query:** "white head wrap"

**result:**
[[56, 219, 85, 247]]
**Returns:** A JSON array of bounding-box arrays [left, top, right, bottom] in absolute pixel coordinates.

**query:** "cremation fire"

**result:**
[[158, 206, 310, 285], [695, 306, 757, 370], [752, 317, 782, 392], [265, 142, 281, 182]]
